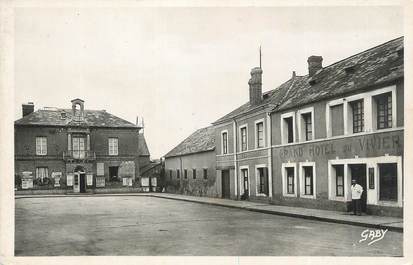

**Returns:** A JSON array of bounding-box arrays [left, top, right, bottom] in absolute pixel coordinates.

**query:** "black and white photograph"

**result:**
[[0, 1, 412, 264]]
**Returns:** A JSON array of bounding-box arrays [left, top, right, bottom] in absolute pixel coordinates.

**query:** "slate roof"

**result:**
[[165, 126, 215, 158], [213, 36, 403, 124], [138, 134, 151, 156], [140, 161, 161, 174], [275, 37, 403, 112], [14, 108, 138, 128]]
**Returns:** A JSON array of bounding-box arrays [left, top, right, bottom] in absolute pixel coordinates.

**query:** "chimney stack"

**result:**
[[307, 55, 323, 77], [248, 67, 263, 105], [22, 102, 34, 117]]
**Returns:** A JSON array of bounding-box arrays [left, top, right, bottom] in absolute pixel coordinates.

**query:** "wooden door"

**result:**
[[221, 170, 230, 199]]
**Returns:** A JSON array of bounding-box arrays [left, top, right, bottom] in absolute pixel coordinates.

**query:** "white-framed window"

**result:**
[[282, 163, 297, 197], [239, 124, 248, 151], [36, 167, 48, 181], [299, 162, 316, 199], [221, 130, 228, 154], [240, 166, 250, 196], [35, 136, 47, 155], [255, 165, 268, 196], [255, 119, 265, 148], [108, 137, 118, 156], [326, 85, 397, 137], [297, 107, 314, 142], [281, 112, 295, 144]]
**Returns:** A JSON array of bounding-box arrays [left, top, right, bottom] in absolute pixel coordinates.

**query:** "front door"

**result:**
[[221, 170, 230, 199], [350, 164, 367, 212], [73, 173, 80, 193]]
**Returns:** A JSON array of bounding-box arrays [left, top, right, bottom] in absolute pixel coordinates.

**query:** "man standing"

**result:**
[[351, 179, 364, 216]]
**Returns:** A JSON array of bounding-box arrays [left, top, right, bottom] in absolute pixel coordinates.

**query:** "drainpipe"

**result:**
[[233, 118, 239, 200], [267, 111, 273, 200]]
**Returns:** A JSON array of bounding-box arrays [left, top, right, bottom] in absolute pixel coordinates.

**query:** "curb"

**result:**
[[150, 195, 403, 233], [15, 193, 403, 233]]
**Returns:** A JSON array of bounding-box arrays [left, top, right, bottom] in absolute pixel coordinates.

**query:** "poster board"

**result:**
[[52, 172, 62, 187], [87, 174, 93, 186], [66, 173, 74, 186]]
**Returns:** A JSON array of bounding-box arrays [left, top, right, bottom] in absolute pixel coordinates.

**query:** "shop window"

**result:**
[[222, 131, 228, 154], [36, 167, 48, 181], [256, 122, 264, 148], [36, 137, 47, 155], [241, 168, 249, 193], [286, 167, 295, 194], [203, 168, 208, 179], [350, 100, 364, 133], [193, 169, 197, 179], [240, 126, 247, 151], [334, 165, 344, 197], [379, 163, 397, 201], [374, 92, 392, 130]]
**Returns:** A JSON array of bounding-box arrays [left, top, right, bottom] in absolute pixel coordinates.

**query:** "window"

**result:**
[[286, 117, 294, 143], [375, 93, 392, 129], [72, 136, 85, 159], [36, 167, 48, 181], [108, 138, 118, 156], [240, 126, 247, 151], [169, 170, 172, 180], [184, 169, 188, 179], [379, 163, 397, 201], [36, 137, 47, 155], [286, 167, 295, 194], [193, 169, 197, 179], [334, 165, 344, 197], [350, 100, 364, 133], [330, 104, 344, 136], [303, 113, 312, 141], [241, 168, 249, 193], [203, 168, 208, 179], [304, 166, 314, 195], [256, 122, 264, 148], [176, 169, 180, 179], [257, 167, 268, 195], [222, 132, 228, 154], [281, 112, 295, 144]]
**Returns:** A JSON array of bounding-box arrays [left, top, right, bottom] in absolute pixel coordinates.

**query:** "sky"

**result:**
[[14, 6, 403, 158]]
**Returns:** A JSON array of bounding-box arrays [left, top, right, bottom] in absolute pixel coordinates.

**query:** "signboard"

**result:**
[[67, 173, 74, 186], [87, 174, 93, 186], [96, 177, 105, 187], [97, 163, 104, 176], [141, 177, 149, 187], [22, 179, 33, 189], [128, 178, 133, 186], [52, 172, 62, 187], [122, 177, 128, 186]]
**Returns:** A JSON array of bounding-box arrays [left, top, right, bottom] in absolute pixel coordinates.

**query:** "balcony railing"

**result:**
[[63, 150, 96, 161]]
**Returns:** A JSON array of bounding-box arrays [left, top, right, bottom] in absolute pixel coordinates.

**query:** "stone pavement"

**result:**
[[15, 192, 403, 232]]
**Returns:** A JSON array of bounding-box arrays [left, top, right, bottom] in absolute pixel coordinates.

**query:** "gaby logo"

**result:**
[[359, 229, 388, 245]]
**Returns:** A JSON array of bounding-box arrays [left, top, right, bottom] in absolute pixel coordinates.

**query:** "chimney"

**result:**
[[22, 102, 34, 117], [248, 67, 263, 105], [307, 55, 323, 77]]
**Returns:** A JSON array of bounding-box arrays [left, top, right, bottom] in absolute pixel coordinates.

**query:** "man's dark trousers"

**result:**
[[352, 199, 361, 215]]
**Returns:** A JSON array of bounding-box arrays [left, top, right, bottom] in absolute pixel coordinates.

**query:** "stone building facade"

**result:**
[[212, 37, 404, 216], [14, 98, 144, 193]]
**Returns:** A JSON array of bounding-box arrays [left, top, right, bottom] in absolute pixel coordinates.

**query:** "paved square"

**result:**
[[15, 196, 402, 256]]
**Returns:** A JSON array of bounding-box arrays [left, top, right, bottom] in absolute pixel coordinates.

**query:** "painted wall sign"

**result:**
[[279, 133, 402, 159], [22, 179, 33, 189]]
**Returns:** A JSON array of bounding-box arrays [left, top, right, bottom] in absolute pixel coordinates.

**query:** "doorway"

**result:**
[[221, 170, 230, 199], [349, 164, 367, 212], [109, 166, 119, 181], [79, 173, 86, 193]]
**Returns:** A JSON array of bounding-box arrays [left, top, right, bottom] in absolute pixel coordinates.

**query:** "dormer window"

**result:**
[[344, 65, 356, 74], [60, 112, 67, 119], [309, 79, 317, 86]]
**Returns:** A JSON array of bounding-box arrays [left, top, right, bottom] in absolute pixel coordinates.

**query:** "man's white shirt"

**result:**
[[351, 184, 363, 199]]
